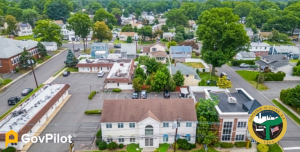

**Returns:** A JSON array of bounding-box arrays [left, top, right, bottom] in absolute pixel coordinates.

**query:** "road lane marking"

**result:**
[[116, 93, 118, 99], [107, 92, 111, 99]]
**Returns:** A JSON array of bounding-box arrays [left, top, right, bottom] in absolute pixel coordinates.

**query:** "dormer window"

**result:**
[[152, 48, 156, 52]]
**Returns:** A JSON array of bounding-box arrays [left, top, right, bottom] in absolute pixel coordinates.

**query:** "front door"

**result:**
[[145, 138, 153, 146]]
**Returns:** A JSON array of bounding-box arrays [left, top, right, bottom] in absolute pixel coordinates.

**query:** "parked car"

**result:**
[[74, 48, 80, 52], [21, 88, 33, 96], [98, 71, 105, 77], [141, 90, 147, 99], [240, 63, 250, 68], [220, 72, 230, 81], [163, 90, 170, 98], [114, 44, 121, 48], [63, 71, 70, 77], [8, 96, 21, 105], [132, 91, 140, 99]]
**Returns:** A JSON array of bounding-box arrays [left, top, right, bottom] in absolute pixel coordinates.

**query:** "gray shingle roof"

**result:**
[[170, 46, 192, 53], [121, 43, 136, 55], [0, 38, 37, 58], [41, 42, 57, 46], [272, 46, 300, 54], [260, 55, 288, 62], [239, 51, 256, 58], [168, 63, 201, 80], [256, 55, 290, 68], [255, 60, 268, 66]]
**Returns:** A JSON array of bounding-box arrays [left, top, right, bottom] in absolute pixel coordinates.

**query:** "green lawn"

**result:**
[[37, 56, 51, 64], [272, 99, 300, 126], [114, 39, 127, 44], [264, 40, 295, 46], [126, 143, 142, 152], [157, 143, 169, 152], [138, 40, 155, 45], [184, 62, 205, 68], [290, 59, 299, 63], [51, 51, 61, 54], [3, 79, 13, 85], [66, 67, 78, 72], [268, 143, 283, 152], [236, 70, 269, 90], [198, 72, 219, 81], [13, 35, 42, 41]]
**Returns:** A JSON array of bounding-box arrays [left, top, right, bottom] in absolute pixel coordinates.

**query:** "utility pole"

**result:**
[[72, 38, 75, 56], [27, 55, 39, 88], [173, 116, 181, 152]]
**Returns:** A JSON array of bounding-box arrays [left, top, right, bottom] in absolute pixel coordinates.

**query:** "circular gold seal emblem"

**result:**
[[248, 105, 287, 144]]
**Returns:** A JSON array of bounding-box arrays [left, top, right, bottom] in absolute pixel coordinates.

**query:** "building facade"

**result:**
[[91, 42, 109, 58], [16, 23, 33, 36], [169, 46, 192, 63], [249, 42, 270, 57], [168, 63, 201, 86]]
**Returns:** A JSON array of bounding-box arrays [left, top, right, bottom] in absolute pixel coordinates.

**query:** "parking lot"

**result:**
[[260, 82, 299, 100]]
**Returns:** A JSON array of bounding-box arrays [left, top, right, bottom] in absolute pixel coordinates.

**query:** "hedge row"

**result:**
[[234, 142, 247, 148], [263, 71, 285, 81], [220, 142, 234, 148], [112, 88, 122, 93], [214, 142, 251, 148], [88, 91, 96, 99], [85, 110, 102, 114], [232, 59, 255, 66]]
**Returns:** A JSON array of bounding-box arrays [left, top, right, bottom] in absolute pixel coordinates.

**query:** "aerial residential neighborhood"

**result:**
[[1, 0, 300, 152]]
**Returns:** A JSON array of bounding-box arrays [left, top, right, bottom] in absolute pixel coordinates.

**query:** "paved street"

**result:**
[[217, 65, 300, 151]]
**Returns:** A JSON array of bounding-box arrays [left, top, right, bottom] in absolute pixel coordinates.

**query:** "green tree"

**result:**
[[197, 116, 217, 145], [19, 48, 30, 68], [145, 58, 158, 74], [278, 33, 289, 42], [259, 0, 279, 10], [180, 2, 197, 20], [33, 20, 62, 46], [127, 4, 135, 14], [139, 55, 150, 65], [173, 70, 184, 86], [5, 15, 17, 35], [20, 0, 33, 9], [123, 9, 129, 18], [22, 9, 38, 28], [65, 49, 78, 67], [106, 0, 122, 13], [233, 2, 253, 18], [37, 42, 47, 58], [269, 29, 279, 42], [121, 24, 134, 32], [135, 9, 141, 20], [247, 7, 270, 28], [46, 1, 70, 23], [165, 8, 188, 28], [134, 66, 146, 80], [142, 3, 155, 13], [168, 41, 177, 49], [132, 77, 143, 92], [92, 21, 112, 42], [161, 25, 168, 32], [217, 76, 232, 88], [126, 36, 133, 43], [137, 26, 153, 41], [197, 8, 249, 75], [111, 8, 122, 16], [7, 7, 23, 21], [89, 2, 102, 14], [67, 12, 93, 52], [33, 0, 46, 14], [0, 77, 4, 86], [152, 70, 168, 92], [93, 8, 116, 30], [174, 32, 184, 43], [165, 77, 176, 91]]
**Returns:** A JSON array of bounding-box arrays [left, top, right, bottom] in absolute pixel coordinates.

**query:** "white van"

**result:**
[[98, 71, 104, 77]]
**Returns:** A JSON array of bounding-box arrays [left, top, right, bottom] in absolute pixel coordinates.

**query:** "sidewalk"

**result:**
[[216, 143, 257, 152], [275, 98, 300, 121]]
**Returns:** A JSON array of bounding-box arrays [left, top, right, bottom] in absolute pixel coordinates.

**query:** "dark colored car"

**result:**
[[74, 48, 80, 52], [21, 88, 33, 96], [63, 71, 70, 77], [114, 44, 121, 48], [141, 90, 147, 99], [132, 92, 140, 99], [8, 96, 21, 105], [163, 90, 170, 98]]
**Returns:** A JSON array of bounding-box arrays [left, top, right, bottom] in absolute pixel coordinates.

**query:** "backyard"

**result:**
[[198, 72, 219, 81], [264, 40, 295, 46], [184, 62, 205, 68], [236, 70, 269, 90], [13, 35, 42, 41]]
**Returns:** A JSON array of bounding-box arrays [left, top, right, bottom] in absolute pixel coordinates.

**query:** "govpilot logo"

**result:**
[[5, 130, 73, 148]]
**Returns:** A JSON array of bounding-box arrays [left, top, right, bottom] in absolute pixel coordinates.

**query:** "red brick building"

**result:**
[[0, 38, 39, 73]]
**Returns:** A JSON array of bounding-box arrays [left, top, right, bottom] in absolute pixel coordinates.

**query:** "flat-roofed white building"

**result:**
[[0, 83, 70, 150]]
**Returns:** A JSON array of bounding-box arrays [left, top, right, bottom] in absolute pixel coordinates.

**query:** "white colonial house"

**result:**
[[15, 23, 33, 36], [100, 98, 197, 150]]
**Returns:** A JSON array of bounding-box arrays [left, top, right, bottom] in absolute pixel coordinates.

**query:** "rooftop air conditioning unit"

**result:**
[[228, 97, 237, 104]]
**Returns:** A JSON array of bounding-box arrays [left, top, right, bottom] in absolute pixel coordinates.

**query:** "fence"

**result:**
[[185, 58, 210, 72]]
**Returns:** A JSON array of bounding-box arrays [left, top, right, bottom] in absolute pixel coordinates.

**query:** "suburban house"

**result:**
[[205, 88, 261, 143], [169, 46, 192, 62], [104, 59, 135, 89], [91, 42, 109, 58], [152, 24, 162, 32], [255, 55, 293, 74], [158, 18, 166, 25], [235, 51, 256, 60], [188, 20, 196, 27], [168, 63, 201, 86], [259, 32, 272, 41], [249, 42, 270, 57], [119, 32, 138, 41], [41, 42, 57, 51], [0, 38, 38, 73], [0, 83, 70, 150], [244, 28, 254, 39], [143, 42, 167, 63], [293, 28, 300, 36], [100, 98, 197, 149], [53, 20, 77, 41], [121, 43, 137, 59], [130, 20, 143, 29], [15, 23, 33, 36], [163, 32, 175, 41], [269, 45, 300, 59]]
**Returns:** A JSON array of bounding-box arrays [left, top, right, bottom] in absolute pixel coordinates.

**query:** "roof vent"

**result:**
[[228, 97, 237, 104]]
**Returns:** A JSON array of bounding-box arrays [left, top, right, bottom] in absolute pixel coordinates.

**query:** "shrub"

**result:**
[[119, 143, 124, 148], [257, 144, 269, 152], [234, 141, 247, 148], [176, 139, 193, 150], [172, 143, 179, 149], [262, 71, 285, 81], [249, 142, 252, 148], [14, 67, 20, 72], [99, 141, 107, 150], [220, 142, 234, 148], [297, 60, 300, 66], [112, 88, 122, 93], [166, 50, 169, 54], [88, 91, 96, 99], [198, 79, 207, 86], [213, 142, 220, 147], [292, 65, 300, 76], [2, 147, 16, 152], [96, 129, 102, 138], [85, 110, 102, 114], [232, 59, 255, 66], [107, 142, 118, 150], [264, 68, 271, 73], [96, 139, 101, 146], [202, 69, 205, 73]]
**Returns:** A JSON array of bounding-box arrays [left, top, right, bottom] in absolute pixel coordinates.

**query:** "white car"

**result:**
[[98, 71, 104, 77]]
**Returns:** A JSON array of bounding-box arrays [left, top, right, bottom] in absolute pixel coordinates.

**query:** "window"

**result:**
[[118, 123, 123, 128], [107, 67, 110, 70], [106, 123, 112, 128], [107, 138, 113, 142], [256, 47, 257, 49], [265, 47, 267, 49], [129, 123, 135, 128], [145, 138, 153, 146], [0, 61, 2, 67], [186, 122, 192, 127], [145, 125, 153, 135], [185, 134, 191, 141], [11, 58, 14, 65], [237, 122, 247, 128], [130, 138, 135, 143], [163, 122, 169, 127], [235, 135, 244, 141], [117, 83, 119, 86], [222, 122, 232, 141], [186, 75, 189, 77], [152, 48, 157, 51], [163, 134, 168, 142], [118, 138, 124, 143], [178, 122, 180, 127]]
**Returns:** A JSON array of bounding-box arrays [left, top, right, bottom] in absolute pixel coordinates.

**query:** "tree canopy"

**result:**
[[45, 1, 70, 23], [173, 70, 185, 86], [93, 8, 116, 30], [33, 19, 62, 46], [92, 21, 112, 42]]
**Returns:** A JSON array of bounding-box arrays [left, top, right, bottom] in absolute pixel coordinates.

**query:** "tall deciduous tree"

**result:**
[[92, 21, 112, 42], [20, 0, 33, 9], [67, 12, 93, 52], [5, 15, 17, 35], [137, 26, 153, 41], [173, 70, 184, 86], [145, 58, 158, 74], [7, 7, 23, 21], [165, 77, 176, 91], [33, 0, 46, 14], [22, 9, 38, 28], [106, 0, 122, 13], [217, 75, 232, 88], [165, 8, 188, 28], [135, 9, 141, 20], [123, 9, 129, 18], [132, 77, 143, 92], [152, 70, 168, 92], [197, 8, 249, 75], [233, 2, 253, 18], [46, 1, 70, 23], [111, 8, 122, 16], [167, 41, 177, 49], [134, 66, 146, 80], [19, 48, 30, 68], [93, 8, 116, 30], [37, 42, 47, 58], [33, 20, 62, 46], [89, 2, 102, 14]]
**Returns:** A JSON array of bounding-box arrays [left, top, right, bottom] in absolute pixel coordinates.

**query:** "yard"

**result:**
[[264, 40, 295, 46], [138, 40, 155, 45], [272, 99, 300, 126], [66, 67, 79, 72], [0, 79, 13, 88], [113, 39, 127, 44], [37, 55, 51, 64], [198, 72, 219, 81], [13, 35, 42, 41], [290, 59, 299, 63], [236, 70, 269, 90], [184, 62, 205, 68]]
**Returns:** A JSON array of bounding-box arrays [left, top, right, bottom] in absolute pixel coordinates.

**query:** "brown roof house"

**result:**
[[143, 42, 168, 63], [100, 98, 197, 150]]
